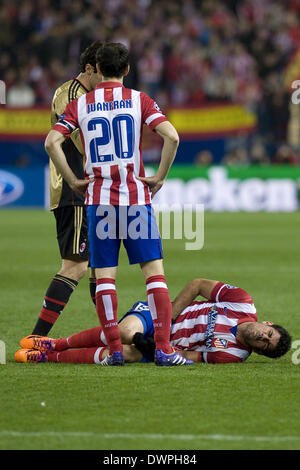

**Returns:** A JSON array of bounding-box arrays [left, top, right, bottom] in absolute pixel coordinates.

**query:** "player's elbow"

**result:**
[[155, 121, 180, 146], [168, 129, 180, 147], [191, 278, 205, 289], [45, 131, 64, 154], [44, 133, 55, 153], [192, 278, 219, 300], [188, 278, 211, 298]]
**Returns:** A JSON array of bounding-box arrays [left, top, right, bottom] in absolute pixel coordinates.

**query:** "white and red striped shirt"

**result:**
[[170, 282, 257, 363], [53, 81, 167, 206]]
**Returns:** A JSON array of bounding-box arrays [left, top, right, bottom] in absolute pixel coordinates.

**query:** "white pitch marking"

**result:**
[[0, 431, 299, 442]]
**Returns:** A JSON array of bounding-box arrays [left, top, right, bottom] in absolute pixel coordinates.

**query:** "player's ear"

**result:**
[[262, 321, 273, 325], [85, 63, 93, 75]]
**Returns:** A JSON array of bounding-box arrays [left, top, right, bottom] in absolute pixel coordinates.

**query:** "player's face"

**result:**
[[90, 71, 102, 89], [243, 322, 280, 353], [85, 63, 102, 90]]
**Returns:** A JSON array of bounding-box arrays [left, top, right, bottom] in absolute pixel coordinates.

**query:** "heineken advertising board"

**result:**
[[146, 166, 300, 212], [0, 165, 299, 211]]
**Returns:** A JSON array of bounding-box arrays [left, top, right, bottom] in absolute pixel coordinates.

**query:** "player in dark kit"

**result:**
[[28, 41, 103, 337]]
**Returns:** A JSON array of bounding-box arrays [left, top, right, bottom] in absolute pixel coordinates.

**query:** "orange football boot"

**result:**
[[15, 349, 48, 363], [20, 335, 54, 352]]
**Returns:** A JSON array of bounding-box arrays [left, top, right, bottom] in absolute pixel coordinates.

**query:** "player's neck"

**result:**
[[102, 77, 123, 84], [236, 322, 249, 346], [76, 73, 92, 91]]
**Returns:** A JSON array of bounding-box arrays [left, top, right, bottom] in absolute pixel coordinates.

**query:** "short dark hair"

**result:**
[[79, 40, 104, 73], [96, 42, 129, 78], [260, 324, 292, 359]]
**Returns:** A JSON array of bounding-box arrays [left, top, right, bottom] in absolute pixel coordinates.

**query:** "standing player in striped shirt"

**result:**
[[16, 277, 291, 364], [44, 42, 192, 367]]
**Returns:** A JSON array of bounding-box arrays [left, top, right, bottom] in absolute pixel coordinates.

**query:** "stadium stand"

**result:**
[[1, 0, 300, 164]]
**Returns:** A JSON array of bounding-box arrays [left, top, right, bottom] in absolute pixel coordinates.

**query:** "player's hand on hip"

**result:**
[[70, 178, 94, 196], [137, 176, 164, 198]]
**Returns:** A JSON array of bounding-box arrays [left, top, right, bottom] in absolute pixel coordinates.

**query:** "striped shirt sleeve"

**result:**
[[204, 350, 248, 363], [140, 92, 167, 130], [53, 99, 79, 137], [210, 282, 253, 304], [196, 347, 250, 363]]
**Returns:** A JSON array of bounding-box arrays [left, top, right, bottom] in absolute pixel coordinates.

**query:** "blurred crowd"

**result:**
[[1, 0, 300, 164]]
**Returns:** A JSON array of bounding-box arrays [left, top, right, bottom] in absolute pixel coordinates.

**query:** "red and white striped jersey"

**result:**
[[53, 81, 167, 206], [170, 282, 257, 363]]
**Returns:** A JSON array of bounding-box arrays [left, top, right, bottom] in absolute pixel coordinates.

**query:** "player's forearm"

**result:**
[[122, 345, 142, 363], [176, 350, 200, 362], [45, 135, 77, 188], [154, 121, 179, 182], [171, 279, 202, 320], [172, 278, 219, 320], [156, 135, 179, 182]]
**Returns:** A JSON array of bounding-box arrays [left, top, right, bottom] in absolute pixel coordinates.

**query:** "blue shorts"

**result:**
[[119, 301, 154, 339], [87, 204, 163, 268]]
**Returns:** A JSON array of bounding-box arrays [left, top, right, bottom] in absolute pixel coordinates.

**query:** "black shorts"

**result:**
[[53, 205, 89, 261]]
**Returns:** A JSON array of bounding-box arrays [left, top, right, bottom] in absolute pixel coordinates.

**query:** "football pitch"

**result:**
[[1, 209, 300, 451]]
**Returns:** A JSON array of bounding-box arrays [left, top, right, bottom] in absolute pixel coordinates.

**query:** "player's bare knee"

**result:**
[[75, 263, 88, 281], [59, 259, 88, 282], [140, 259, 164, 279]]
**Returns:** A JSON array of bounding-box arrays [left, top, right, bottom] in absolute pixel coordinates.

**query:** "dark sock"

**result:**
[[89, 277, 96, 305], [132, 333, 155, 362], [32, 274, 78, 336]]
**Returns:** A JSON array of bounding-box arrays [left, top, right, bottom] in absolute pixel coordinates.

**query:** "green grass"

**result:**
[[1, 209, 300, 450]]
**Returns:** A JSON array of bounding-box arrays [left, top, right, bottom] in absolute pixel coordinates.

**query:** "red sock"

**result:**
[[54, 327, 105, 351], [48, 347, 106, 364], [146, 275, 173, 354], [95, 278, 122, 355]]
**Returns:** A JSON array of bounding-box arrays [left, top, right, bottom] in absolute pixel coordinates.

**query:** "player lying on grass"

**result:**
[[16, 278, 291, 364]]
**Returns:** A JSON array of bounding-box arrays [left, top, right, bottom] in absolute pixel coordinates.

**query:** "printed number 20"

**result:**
[[88, 114, 135, 163]]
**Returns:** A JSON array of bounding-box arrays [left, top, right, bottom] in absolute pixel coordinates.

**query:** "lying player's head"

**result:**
[[79, 40, 104, 88], [245, 322, 292, 359], [259, 324, 292, 359], [96, 42, 130, 79]]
